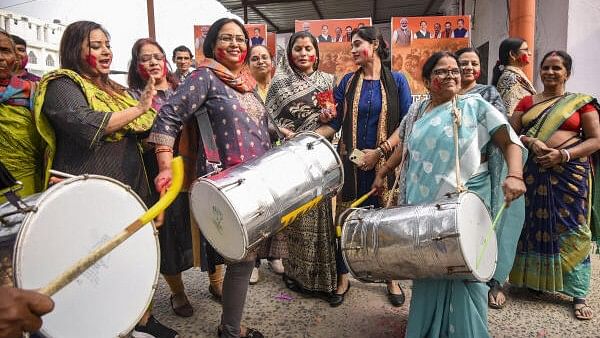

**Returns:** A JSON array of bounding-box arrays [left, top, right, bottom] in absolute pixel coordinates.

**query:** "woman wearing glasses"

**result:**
[[149, 18, 273, 338], [492, 38, 536, 116], [34, 21, 179, 337], [127, 38, 204, 320], [373, 51, 525, 337]]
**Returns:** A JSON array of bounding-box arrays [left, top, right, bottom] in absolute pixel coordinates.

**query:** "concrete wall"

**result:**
[[533, 0, 569, 90], [566, 0, 600, 98]]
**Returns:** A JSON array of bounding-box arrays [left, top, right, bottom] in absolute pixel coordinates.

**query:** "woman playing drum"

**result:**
[[34, 21, 178, 337], [149, 18, 274, 338], [373, 51, 526, 337]]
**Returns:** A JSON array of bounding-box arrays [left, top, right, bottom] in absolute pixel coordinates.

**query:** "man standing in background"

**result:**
[[172, 45, 194, 83], [11, 35, 41, 82]]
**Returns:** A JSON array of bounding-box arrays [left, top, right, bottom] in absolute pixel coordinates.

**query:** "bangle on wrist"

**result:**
[[376, 147, 385, 158], [155, 145, 173, 154], [560, 148, 571, 162], [506, 174, 524, 181]]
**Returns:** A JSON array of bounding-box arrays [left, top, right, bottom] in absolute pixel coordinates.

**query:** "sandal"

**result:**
[[573, 298, 593, 320], [217, 325, 264, 338], [282, 274, 302, 293], [170, 293, 193, 317], [487, 279, 506, 309]]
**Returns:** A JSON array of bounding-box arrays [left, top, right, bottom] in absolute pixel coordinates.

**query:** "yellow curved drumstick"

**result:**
[[336, 189, 376, 237], [40, 156, 184, 296]]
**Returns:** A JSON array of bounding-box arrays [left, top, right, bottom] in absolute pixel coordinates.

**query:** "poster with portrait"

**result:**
[[245, 23, 268, 47], [194, 25, 211, 64], [391, 15, 470, 95], [294, 18, 371, 82]]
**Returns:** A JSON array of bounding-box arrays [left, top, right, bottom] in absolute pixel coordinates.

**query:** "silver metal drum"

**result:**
[[190, 131, 344, 261], [341, 191, 497, 282]]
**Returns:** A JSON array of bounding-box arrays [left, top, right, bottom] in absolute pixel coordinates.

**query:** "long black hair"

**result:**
[[203, 18, 249, 62], [351, 26, 390, 62], [491, 37, 525, 86]]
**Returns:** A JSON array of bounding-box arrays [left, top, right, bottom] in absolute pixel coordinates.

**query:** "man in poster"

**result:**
[[251, 27, 265, 46], [392, 17, 412, 45], [414, 20, 431, 39], [318, 24, 333, 42], [453, 18, 469, 37]]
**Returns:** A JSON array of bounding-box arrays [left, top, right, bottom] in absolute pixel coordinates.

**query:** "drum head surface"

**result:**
[[14, 176, 159, 338], [456, 192, 497, 281], [190, 180, 246, 260]]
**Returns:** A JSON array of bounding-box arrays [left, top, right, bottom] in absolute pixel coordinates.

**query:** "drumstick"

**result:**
[[336, 188, 376, 237], [475, 202, 507, 270], [39, 157, 184, 296]]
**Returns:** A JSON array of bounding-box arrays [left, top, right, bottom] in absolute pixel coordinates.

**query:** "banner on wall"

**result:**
[[194, 25, 211, 64], [295, 18, 371, 82], [391, 15, 471, 95]]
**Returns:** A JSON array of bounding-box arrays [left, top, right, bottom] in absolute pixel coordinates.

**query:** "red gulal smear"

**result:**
[[216, 48, 227, 61], [85, 54, 97, 68], [363, 49, 369, 58], [162, 60, 168, 76], [309, 55, 316, 63], [473, 70, 481, 79], [239, 50, 247, 63], [519, 54, 529, 64], [138, 64, 150, 80], [431, 78, 442, 91]]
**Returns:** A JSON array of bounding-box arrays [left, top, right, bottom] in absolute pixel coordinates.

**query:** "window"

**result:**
[[28, 51, 37, 64], [46, 55, 55, 67]]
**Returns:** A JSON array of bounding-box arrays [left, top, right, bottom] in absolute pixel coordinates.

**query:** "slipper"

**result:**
[[573, 298, 593, 320], [487, 279, 506, 309]]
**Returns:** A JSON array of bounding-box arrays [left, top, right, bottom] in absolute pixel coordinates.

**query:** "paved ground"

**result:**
[[152, 254, 600, 338]]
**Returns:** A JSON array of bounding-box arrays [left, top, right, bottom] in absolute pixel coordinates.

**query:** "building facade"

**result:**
[[0, 10, 64, 77]]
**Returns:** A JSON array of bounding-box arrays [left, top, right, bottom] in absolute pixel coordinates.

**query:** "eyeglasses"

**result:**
[[218, 34, 248, 45], [139, 53, 165, 63], [432, 68, 461, 78], [519, 48, 530, 52]]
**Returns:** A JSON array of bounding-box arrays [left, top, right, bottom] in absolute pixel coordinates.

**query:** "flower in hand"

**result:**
[[316, 89, 336, 123]]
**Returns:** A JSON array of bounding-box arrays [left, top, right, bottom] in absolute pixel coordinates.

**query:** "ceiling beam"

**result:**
[[249, 5, 280, 31], [311, 0, 324, 19], [230, 0, 309, 10], [423, 0, 437, 15]]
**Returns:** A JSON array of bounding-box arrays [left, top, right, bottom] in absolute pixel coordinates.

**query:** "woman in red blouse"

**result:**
[[509, 50, 600, 320]]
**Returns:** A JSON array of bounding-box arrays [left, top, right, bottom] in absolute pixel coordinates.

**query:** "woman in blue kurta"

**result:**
[[148, 18, 271, 338], [373, 51, 526, 337], [316, 26, 412, 307], [457, 47, 526, 309]]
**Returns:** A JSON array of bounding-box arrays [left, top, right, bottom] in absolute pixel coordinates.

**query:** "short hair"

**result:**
[[127, 38, 177, 90], [455, 47, 480, 59], [203, 18, 249, 61], [422, 51, 459, 81], [445, 21, 451, 26], [254, 27, 260, 32], [420, 21, 427, 25], [286, 31, 320, 73], [172, 45, 192, 58], [322, 24, 328, 29], [458, 19, 465, 24], [11, 34, 26, 46]]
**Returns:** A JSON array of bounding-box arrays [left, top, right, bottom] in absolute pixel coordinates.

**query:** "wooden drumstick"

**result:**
[[336, 188, 376, 237], [38, 157, 184, 296]]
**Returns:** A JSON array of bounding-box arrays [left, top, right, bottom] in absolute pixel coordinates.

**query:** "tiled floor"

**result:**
[[152, 255, 599, 337]]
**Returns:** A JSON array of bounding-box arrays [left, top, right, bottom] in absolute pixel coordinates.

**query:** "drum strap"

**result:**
[[451, 97, 467, 193], [195, 107, 221, 165]]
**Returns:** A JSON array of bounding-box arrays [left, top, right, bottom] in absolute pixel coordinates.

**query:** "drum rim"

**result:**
[[455, 191, 497, 282], [340, 208, 384, 283], [190, 178, 248, 261], [293, 131, 345, 193], [12, 174, 160, 338]]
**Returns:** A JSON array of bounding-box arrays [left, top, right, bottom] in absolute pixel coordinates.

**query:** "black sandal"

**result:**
[[282, 274, 302, 293], [487, 279, 505, 309], [217, 326, 264, 338], [573, 298, 593, 320]]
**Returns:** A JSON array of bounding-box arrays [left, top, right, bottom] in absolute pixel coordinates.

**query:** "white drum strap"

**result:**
[[451, 96, 467, 193]]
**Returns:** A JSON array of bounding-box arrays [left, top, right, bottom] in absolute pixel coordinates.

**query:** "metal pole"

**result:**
[[147, 0, 156, 39]]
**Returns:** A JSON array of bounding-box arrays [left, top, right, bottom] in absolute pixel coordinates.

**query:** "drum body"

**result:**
[[1, 175, 159, 338], [341, 192, 497, 282], [190, 131, 343, 261]]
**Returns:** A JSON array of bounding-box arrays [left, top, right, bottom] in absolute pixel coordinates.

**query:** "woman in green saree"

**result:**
[[509, 50, 600, 320]]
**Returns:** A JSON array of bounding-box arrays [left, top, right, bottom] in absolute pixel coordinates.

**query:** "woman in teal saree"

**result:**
[[509, 51, 600, 320], [374, 51, 526, 337]]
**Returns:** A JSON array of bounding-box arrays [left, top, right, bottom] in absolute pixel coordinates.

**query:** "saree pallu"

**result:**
[[509, 154, 592, 297]]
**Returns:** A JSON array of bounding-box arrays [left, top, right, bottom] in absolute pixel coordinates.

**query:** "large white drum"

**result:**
[[190, 131, 344, 261], [1, 175, 159, 338], [341, 191, 497, 282]]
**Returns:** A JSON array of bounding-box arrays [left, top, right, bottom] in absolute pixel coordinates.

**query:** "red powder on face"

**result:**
[[216, 48, 227, 61], [238, 50, 247, 63], [137, 64, 150, 80], [162, 60, 168, 76], [473, 70, 481, 79], [19, 54, 28, 69], [519, 54, 529, 64], [85, 54, 97, 68], [309, 55, 316, 63], [362, 49, 369, 58], [431, 78, 442, 91]]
